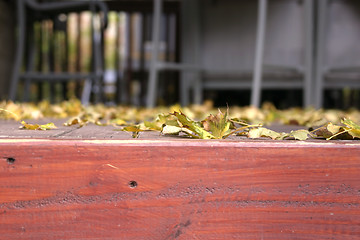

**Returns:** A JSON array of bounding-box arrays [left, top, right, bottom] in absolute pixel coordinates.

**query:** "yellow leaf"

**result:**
[[20, 121, 57, 130], [342, 119, 360, 139], [122, 125, 144, 138], [286, 129, 309, 141], [202, 109, 231, 139], [342, 118, 360, 130], [248, 127, 281, 140], [64, 117, 88, 128], [172, 111, 215, 139], [110, 119, 127, 126]]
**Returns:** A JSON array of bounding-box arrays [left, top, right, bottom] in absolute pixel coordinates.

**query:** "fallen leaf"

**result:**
[[248, 127, 282, 140], [172, 111, 215, 139], [20, 121, 57, 130], [341, 119, 360, 139], [283, 129, 309, 140], [313, 122, 352, 140], [161, 125, 182, 135], [122, 125, 144, 138], [64, 117, 88, 128], [202, 109, 231, 139]]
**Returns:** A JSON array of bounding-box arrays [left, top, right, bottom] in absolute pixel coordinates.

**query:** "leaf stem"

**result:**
[[326, 128, 350, 140]]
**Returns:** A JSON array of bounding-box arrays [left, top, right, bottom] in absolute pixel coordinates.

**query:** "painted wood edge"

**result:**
[[0, 138, 359, 148]]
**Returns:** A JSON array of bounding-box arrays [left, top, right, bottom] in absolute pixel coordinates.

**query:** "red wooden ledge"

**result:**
[[0, 139, 359, 239]]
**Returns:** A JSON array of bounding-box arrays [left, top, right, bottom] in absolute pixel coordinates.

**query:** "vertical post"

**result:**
[[115, 12, 122, 104], [251, 0, 267, 108], [0, 0, 15, 100], [192, 0, 202, 105], [314, 0, 327, 109], [180, 0, 190, 106], [139, 13, 147, 106], [75, 13, 82, 99], [63, 14, 69, 100], [180, 0, 202, 106], [49, 19, 56, 103], [303, 0, 314, 107], [146, 0, 162, 108], [10, 0, 26, 101], [24, 16, 36, 102], [92, 2, 103, 103], [37, 21, 44, 100]]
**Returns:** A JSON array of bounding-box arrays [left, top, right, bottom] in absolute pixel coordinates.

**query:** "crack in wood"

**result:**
[[51, 129, 77, 138]]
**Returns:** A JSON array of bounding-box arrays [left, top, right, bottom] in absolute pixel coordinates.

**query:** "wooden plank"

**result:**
[[0, 119, 306, 140], [0, 139, 359, 239], [0, 119, 176, 140]]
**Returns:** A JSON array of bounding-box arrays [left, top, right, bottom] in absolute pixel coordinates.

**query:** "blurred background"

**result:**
[[1, 0, 360, 109]]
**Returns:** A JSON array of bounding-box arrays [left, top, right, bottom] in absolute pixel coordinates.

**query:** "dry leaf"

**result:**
[[202, 109, 231, 139], [20, 121, 57, 130]]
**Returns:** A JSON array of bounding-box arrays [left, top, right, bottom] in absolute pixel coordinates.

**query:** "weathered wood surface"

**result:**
[[0, 137, 359, 239], [0, 119, 307, 140]]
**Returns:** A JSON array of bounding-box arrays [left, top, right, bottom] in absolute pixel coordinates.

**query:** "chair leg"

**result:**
[[193, 74, 202, 105], [81, 78, 92, 106], [314, 0, 327, 108], [303, 0, 314, 107], [49, 19, 56, 103], [190, 0, 202, 105], [182, 72, 202, 106], [94, 7, 105, 104], [146, 0, 162, 108], [62, 16, 69, 100], [23, 17, 37, 102], [179, 0, 202, 106], [180, 72, 190, 106], [24, 37, 36, 102], [10, 0, 26, 101], [251, 0, 267, 108], [86, 3, 103, 105]]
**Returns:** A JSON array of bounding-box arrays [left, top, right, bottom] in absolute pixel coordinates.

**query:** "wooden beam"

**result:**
[[0, 139, 359, 238]]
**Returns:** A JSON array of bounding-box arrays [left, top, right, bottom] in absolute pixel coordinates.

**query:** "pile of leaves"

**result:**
[[0, 99, 359, 141]]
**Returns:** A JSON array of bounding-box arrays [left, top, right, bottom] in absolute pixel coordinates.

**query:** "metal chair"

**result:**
[[146, 0, 314, 108], [10, 0, 108, 104]]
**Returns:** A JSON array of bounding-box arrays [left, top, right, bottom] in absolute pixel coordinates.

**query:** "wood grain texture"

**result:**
[[0, 139, 359, 239]]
